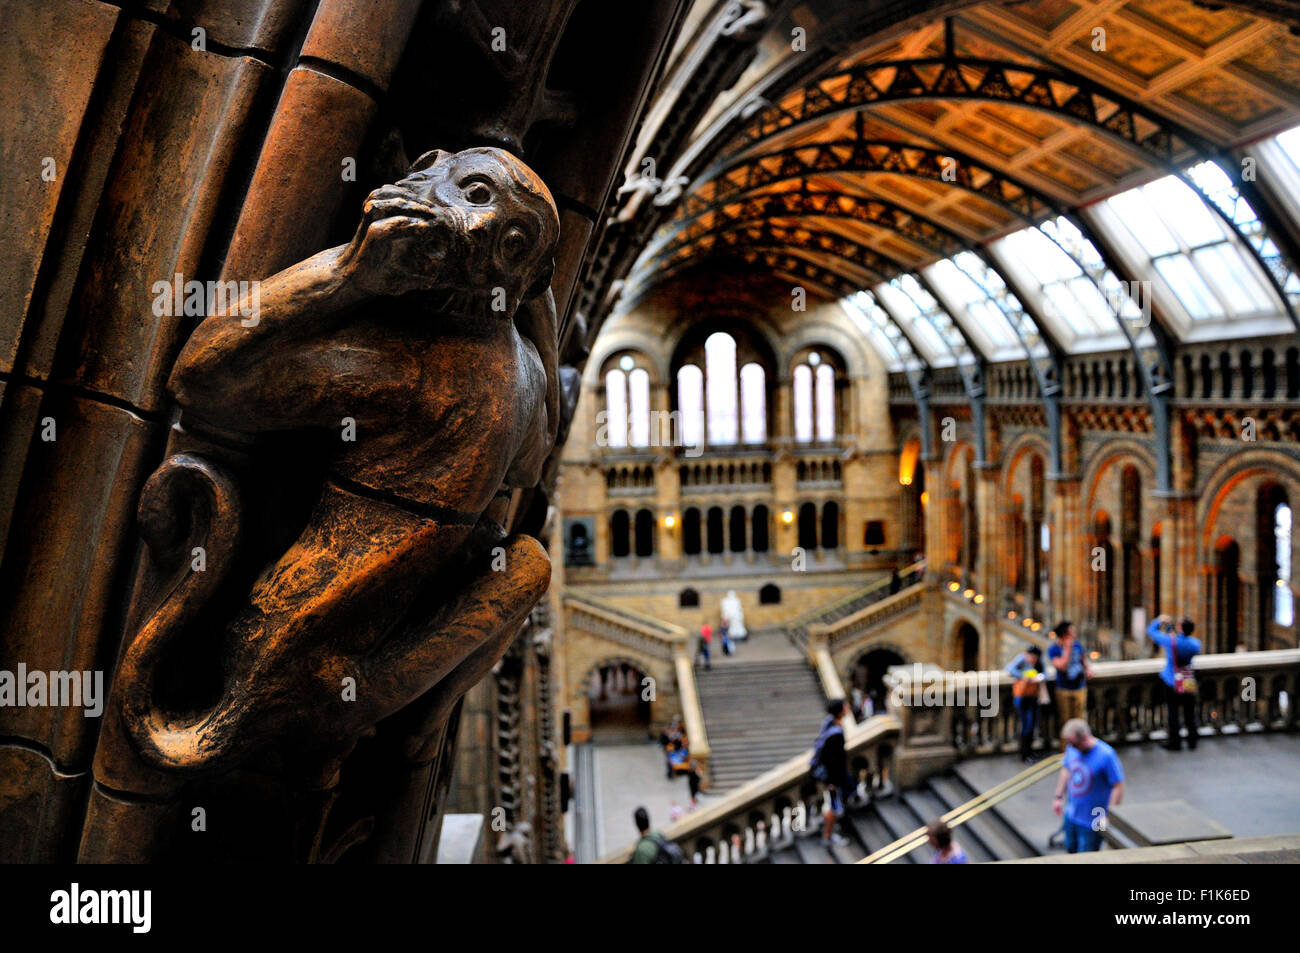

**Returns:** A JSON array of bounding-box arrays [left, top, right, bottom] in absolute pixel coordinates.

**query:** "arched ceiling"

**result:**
[[600, 0, 1300, 361]]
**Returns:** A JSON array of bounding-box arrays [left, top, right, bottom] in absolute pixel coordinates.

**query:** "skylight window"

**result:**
[[1105, 169, 1277, 322]]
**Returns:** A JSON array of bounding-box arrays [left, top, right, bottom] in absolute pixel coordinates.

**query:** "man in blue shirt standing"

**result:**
[[1053, 718, 1124, 853], [1144, 614, 1203, 751]]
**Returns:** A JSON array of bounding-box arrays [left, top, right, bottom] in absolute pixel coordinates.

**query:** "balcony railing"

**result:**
[[889, 649, 1300, 768]]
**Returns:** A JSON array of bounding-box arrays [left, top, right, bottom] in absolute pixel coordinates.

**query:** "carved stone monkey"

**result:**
[[118, 147, 560, 776]]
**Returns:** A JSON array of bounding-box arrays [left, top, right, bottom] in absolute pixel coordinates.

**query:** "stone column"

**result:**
[[922, 451, 947, 582], [656, 451, 681, 568], [974, 463, 1002, 668], [1049, 476, 1082, 624]]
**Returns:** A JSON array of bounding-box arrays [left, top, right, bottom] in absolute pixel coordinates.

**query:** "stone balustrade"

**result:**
[[889, 649, 1300, 785], [598, 716, 900, 864]]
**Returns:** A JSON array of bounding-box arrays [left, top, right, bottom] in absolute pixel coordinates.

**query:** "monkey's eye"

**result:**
[[464, 180, 493, 205], [502, 226, 528, 260]]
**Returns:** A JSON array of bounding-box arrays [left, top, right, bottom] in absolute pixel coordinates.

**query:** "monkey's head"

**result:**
[[390, 147, 559, 320]]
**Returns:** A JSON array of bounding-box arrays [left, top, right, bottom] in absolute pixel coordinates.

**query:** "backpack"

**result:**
[[809, 718, 841, 783], [642, 833, 686, 864], [1168, 639, 1197, 695]]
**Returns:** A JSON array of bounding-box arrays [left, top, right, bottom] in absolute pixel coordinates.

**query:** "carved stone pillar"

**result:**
[[1049, 476, 1082, 624], [974, 463, 1002, 667]]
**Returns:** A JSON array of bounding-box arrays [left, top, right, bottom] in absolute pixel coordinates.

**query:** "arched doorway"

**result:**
[[849, 647, 906, 716], [955, 622, 980, 672], [587, 660, 652, 743]]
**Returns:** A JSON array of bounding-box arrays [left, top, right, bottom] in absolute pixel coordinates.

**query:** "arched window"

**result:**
[[821, 501, 840, 550], [679, 588, 700, 608], [793, 350, 837, 443], [729, 505, 747, 553], [705, 331, 738, 444], [628, 368, 650, 448], [759, 583, 782, 604], [815, 364, 835, 440], [752, 505, 770, 553], [706, 506, 724, 554], [740, 362, 767, 443], [610, 510, 630, 558], [604, 368, 628, 448], [605, 355, 651, 449], [676, 364, 704, 451], [1274, 501, 1293, 627], [798, 502, 818, 551], [634, 508, 654, 558], [793, 364, 813, 442], [682, 507, 701, 556], [1256, 485, 1293, 640]]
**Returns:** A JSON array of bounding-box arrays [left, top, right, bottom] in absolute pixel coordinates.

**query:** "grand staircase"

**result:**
[[763, 768, 1044, 864], [696, 658, 827, 792]]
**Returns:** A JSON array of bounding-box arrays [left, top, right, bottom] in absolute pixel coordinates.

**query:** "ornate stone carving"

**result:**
[[115, 147, 561, 785]]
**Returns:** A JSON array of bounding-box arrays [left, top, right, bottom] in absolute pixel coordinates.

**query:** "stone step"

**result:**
[[926, 773, 1040, 862]]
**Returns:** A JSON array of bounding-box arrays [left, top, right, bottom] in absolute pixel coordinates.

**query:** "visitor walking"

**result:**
[[1145, 614, 1202, 751], [1053, 718, 1124, 853], [628, 807, 685, 864], [1048, 620, 1092, 725], [698, 622, 712, 671], [810, 698, 852, 847], [926, 819, 968, 864], [1007, 645, 1045, 763]]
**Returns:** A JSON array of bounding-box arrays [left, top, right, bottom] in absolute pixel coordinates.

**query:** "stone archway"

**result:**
[[582, 656, 654, 743]]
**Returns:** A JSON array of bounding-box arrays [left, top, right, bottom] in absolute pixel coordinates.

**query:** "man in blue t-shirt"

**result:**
[[1144, 614, 1203, 751], [1053, 718, 1124, 853]]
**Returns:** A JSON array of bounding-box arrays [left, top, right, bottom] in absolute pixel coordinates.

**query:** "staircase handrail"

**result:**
[[859, 754, 1064, 863], [596, 715, 900, 864]]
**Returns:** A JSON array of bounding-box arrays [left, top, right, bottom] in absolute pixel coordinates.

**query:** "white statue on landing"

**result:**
[[720, 590, 747, 639]]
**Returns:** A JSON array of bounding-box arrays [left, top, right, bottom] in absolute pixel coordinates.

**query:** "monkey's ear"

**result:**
[[406, 149, 452, 175], [524, 259, 554, 300]]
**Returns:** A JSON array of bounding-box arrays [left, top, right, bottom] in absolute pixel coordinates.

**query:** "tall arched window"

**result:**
[[674, 330, 770, 449], [605, 355, 651, 449], [798, 502, 818, 551], [628, 368, 650, 448], [821, 501, 839, 550], [676, 364, 704, 451], [634, 509, 655, 558], [705, 332, 738, 444], [610, 510, 630, 558], [1275, 500, 1294, 627], [706, 506, 724, 554], [793, 364, 813, 442], [752, 505, 770, 553], [729, 506, 747, 553], [682, 507, 701, 556], [604, 368, 628, 448], [815, 363, 835, 440], [793, 351, 837, 442], [1257, 485, 1293, 641], [740, 363, 767, 443]]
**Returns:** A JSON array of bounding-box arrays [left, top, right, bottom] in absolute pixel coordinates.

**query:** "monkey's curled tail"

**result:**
[[119, 452, 243, 772]]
